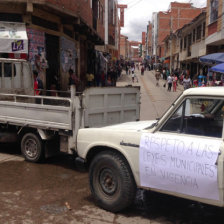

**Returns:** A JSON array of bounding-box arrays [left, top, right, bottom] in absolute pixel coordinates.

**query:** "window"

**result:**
[[210, 0, 218, 23], [100, 5, 104, 24], [187, 34, 192, 57], [184, 36, 187, 49], [180, 39, 183, 51], [183, 99, 223, 137], [161, 104, 183, 133], [192, 29, 196, 43], [0, 63, 16, 77], [161, 98, 223, 138], [188, 34, 192, 47], [108, 0, 114, 25], [196, 25, 202, 40], [202, 22, 206, 37]]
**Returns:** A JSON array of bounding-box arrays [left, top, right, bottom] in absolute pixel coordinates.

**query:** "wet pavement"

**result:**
[[1, 71, 224, 223]]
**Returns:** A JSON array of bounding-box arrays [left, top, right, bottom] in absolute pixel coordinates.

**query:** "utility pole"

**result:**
[[105, 0, 108, 45], [170, 16, 173, 74]]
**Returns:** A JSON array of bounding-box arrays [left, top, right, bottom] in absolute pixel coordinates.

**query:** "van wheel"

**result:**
[[21, 133, 44, 163], [89, 151, 136, 212]]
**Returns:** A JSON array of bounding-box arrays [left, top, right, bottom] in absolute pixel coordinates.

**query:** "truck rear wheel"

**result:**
[[89, 151, 136, 212], [21, 133, 44, 163]]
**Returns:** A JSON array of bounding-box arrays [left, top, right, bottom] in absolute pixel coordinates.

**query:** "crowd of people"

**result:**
[[154, 67, 224, 92], [33, 58, 224, 97]]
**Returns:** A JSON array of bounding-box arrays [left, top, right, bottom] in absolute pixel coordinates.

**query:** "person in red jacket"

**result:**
[[33, 70, 40, 95]]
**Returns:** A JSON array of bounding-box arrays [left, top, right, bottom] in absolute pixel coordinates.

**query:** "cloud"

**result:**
[[118, 0, 207, 41]]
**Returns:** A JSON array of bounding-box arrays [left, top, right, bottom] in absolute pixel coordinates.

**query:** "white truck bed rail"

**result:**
[[0, 93, 73, 131]]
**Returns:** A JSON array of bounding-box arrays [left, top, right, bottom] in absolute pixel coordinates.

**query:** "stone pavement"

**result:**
[[117, 69, 184, 120], [117, 69, 184, 92]]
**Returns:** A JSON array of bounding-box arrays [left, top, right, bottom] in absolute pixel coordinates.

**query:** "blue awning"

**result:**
[[199, 53, 224, 65], [211, 63, 224, 73]]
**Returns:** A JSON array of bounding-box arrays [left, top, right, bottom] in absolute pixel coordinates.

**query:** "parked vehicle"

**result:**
[[0, 58, 33, 95], [76, 87, 224, 212], [0, 60, 140, 162]]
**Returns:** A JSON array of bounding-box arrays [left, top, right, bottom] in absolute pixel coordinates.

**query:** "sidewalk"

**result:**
[[116, 70, 184, 92], [116, 72, 133, 87]]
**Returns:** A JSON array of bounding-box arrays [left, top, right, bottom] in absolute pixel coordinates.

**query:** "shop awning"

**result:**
[[164, 59, 170, 64], [199, 53, 224, 65], [210, 63, 224, 73], [0, 22, 28, 54]]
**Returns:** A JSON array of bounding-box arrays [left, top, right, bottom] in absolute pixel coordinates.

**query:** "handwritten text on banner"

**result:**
[[140, 133, 221, 200]]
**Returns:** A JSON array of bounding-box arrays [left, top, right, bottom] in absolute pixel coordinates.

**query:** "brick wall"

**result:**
[[120, 35, 127, 58], [158, 12, 171, 45], [45, 0, 99, 36], [46, 0, 78, 14], [142, 32, 146, 45], [97, 0, 105, 40], [217, 0, 223, 32], [208, 21, 218, 36], [157, 2, 203, 57], [206, 0, 223, 37]]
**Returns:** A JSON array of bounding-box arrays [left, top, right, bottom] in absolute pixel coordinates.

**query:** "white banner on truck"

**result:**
[[140, 133, 221, 200], [0, 22, 28, 54]]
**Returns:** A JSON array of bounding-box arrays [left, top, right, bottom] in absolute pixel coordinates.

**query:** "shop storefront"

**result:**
[[0, 22, 28, 58], [60, 36, 78, 91]]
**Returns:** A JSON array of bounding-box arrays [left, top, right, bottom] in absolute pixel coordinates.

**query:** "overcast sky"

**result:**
[[117, 0, 207, 41]]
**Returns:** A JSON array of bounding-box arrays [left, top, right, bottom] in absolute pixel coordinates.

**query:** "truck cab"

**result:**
[[76, 87, 224, 212], [0, 58, 33, 95]]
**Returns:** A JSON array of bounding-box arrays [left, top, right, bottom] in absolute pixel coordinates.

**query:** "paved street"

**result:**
[[0, 71, 224, 224], [117, 69, 183, 120]]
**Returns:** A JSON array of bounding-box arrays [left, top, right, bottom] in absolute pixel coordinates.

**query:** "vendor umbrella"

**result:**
[[199, 53, 224, 65], [211, 63, 224, 73]]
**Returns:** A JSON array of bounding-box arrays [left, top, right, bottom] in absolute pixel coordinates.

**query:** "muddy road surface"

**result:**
[[0, 144, 224, 224]]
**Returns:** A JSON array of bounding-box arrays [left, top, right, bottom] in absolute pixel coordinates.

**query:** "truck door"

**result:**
[[139, 97, 224, 204], [82, 87, 140, 128]]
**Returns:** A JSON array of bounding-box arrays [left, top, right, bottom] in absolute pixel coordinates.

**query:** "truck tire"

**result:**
[[21, 133, 44, 163], [89, 151, 136, 212]]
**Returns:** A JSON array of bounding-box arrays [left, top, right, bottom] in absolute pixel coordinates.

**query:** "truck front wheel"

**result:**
[[21, 133, 44, 163], [89, 151, 136, 212]]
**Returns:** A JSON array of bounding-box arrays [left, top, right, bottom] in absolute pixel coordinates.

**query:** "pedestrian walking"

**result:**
[[155, 69, 161, 86], [167, 74, 173, 91], [173, 74, 178, 92], [125, 64, 128, 75], [183, 75, 192, 90], [141, 66, 144, 75], [33, 70, 43, 96], [131, 71, 138, 83], [162, 68, 166, 80], [166, 69, 170, 80]]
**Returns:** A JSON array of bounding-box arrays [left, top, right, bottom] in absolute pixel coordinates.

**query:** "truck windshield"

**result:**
[[154, 92, 183, 125]]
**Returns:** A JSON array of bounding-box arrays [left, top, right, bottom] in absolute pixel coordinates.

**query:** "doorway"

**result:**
[[45, 34, 59, 91]]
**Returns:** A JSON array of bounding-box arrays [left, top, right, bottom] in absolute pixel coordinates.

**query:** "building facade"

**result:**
[[205, 0, 224, 54], [151, 2, 203, 60], [119, 34, 129, 59], [0, 0, 109, 91], [146, 22, 153, 59]]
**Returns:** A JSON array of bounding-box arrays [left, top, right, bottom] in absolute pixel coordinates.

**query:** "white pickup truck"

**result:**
[[76, 87, 224, 212], [0, 57, 140, 162]]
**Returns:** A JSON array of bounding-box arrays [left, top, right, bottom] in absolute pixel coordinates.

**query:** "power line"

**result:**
[[126, 0, 145, 10]]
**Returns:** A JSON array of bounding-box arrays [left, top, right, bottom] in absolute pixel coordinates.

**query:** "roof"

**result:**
[[183, 87, 224, 97]]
